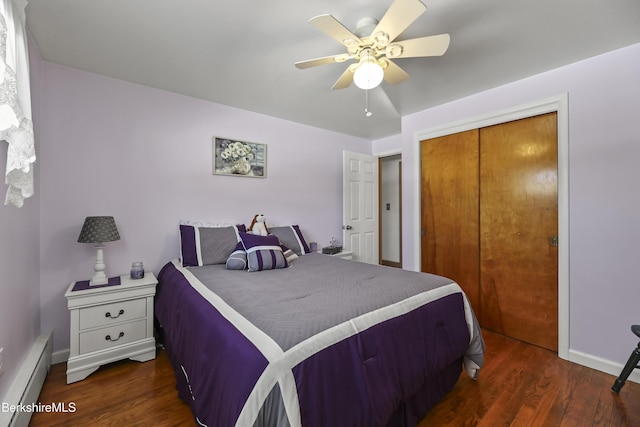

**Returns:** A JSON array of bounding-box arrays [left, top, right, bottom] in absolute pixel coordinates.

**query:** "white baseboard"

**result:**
[[0, 332, 52, 427], [51, 349, 69, 366], [569, 348, 640, 385]]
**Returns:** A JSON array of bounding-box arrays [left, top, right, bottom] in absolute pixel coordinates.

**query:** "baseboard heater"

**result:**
[[0, 332, 52, 427]]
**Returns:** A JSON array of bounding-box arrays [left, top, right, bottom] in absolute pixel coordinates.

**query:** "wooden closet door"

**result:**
[[479, 113, 558, 351], [420, 130, 480, 312]]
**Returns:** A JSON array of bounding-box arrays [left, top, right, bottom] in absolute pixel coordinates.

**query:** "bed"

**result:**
[[154, 223, 485, 427]]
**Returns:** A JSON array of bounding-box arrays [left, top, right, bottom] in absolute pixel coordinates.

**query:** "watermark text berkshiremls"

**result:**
[[2, 401, 77, 413]]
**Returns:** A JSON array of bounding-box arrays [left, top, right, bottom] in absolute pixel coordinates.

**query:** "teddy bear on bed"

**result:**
[[248, 214, 269, 236]]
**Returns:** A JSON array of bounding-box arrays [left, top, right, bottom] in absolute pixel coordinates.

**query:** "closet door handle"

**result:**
[[549, 235, 558, 247]]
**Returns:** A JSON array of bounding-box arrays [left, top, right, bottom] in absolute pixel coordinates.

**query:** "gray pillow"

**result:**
[[179, 224, 242, 266], [198, 226, 240, 265], [226, 242, 247, 270], [269, 225, 311, 256]]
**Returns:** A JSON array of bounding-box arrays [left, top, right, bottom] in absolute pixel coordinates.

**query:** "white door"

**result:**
[[343, 151, 379, 263]]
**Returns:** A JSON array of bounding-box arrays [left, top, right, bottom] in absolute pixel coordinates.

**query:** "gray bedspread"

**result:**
[[188, 253, 484, 369]]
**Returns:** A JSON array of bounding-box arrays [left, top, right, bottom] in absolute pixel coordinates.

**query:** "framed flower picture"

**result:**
[[213, 137, 266, 178]]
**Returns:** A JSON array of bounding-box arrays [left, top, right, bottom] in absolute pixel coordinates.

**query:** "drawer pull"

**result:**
[[105, 309, 125, 319], [105, 332, 125, 342]]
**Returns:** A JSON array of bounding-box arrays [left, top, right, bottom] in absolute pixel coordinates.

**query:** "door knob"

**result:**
[[343, 225, 353, 230]]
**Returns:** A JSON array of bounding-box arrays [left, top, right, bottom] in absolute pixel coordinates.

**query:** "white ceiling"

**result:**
[[25, 0, 640, 140]]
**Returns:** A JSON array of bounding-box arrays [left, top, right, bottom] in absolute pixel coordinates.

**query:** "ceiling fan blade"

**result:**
[[295, 53, 352, 69], [309, 14, 362, 48], [382, 59, 409, 85], [391, 34, 450, 58], [332, 66, 355, 90], [372, 0, 427, 43]]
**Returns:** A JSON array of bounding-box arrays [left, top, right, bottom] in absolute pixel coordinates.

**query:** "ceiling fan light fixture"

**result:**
[[353, 55, 384, 90], [296, 0, 450, 92]]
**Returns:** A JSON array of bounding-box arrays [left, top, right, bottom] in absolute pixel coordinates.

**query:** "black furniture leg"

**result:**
[[612, 341, 640, 393]]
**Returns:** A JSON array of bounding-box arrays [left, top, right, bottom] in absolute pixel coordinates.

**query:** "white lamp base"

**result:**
[[89, 244, 108, 286], [89, 274, 108, 286]]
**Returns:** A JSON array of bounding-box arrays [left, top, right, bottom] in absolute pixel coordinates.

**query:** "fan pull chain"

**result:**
[[364, 89, 373, 117]]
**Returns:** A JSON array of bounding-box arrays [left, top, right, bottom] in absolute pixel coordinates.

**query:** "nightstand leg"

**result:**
[[66, 365, 99, 384]]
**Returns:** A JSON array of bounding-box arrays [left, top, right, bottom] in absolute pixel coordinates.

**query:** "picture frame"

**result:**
[[213, 137, 266, 178]]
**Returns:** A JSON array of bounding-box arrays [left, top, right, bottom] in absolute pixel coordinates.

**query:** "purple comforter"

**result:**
[[155, 255, 484, 427]]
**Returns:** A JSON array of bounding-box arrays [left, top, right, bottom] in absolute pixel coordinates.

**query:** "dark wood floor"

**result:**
[[30, 330, 640, 426]]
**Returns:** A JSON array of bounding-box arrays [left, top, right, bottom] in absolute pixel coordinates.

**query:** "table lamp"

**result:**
[[77, 216, 120, 285]]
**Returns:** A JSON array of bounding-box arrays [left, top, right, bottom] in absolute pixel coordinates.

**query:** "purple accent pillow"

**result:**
[[179, 224, 245, 267], [269, 225, 311, 256], [239, 232, 288, 272]]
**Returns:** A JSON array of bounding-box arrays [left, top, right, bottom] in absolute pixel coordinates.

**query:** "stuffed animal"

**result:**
[[249, 214, 269, 236]]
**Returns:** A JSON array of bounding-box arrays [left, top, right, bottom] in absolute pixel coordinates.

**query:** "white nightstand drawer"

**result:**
[[79, 298, 147, 330], [79, 319, 147, 354]]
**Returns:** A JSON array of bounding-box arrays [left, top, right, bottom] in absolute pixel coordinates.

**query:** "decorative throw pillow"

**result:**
[[239, 232, 288, 272], [269, 225, 311, 256], [226, 242, 247, 270], [280, 244, 299, 264], [179, 224, 245, 267]]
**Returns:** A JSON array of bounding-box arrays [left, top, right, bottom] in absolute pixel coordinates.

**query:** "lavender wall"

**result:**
[[37, 62, 370, 353], [373, 43, 640, 367], [0, 146, 40, 399], [0, 36, 42, 400]]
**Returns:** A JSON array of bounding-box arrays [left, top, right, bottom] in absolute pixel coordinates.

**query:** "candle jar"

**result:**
[[130, 262, 144, 279]]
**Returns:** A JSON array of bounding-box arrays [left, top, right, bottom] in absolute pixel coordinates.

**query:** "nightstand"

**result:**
[[64, 273, 157, 384]]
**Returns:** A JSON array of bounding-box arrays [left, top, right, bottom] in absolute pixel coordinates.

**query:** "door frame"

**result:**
[[379, 154, 403, 268], [412, 94, 569, 360]]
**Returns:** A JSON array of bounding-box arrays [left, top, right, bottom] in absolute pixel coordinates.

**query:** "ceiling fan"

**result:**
[[295, 0, 450, 91]]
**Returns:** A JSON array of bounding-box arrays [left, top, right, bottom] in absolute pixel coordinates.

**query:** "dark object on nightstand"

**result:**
[[322, 246, 342, 255], [612, 325, 640, 393]]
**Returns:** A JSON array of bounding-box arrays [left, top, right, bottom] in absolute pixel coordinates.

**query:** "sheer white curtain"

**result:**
[[0, 0, 34, 207]]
